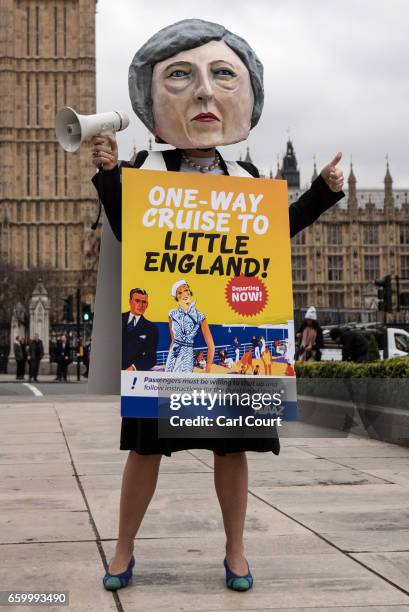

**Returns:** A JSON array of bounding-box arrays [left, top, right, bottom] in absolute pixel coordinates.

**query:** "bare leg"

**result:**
[[213, 451, 249, 575], [108, 451, 162, 573]]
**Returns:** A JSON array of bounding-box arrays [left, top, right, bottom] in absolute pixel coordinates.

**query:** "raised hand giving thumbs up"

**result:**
[[320, 152, 344, 192]]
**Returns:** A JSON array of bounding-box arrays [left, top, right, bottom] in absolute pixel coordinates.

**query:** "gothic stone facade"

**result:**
[[0, 0, 99, 323], [289, 164, 409, 319]]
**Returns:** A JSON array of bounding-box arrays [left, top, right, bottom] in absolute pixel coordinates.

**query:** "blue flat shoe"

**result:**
[[224, 557, 253, 591], [103, 555, 135, 591]]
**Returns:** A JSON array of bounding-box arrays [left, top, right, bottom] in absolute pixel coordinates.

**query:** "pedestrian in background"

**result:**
[[21, 338, 28, 377], [329, 327, 369, 363], [55, 334, 70, 382], [28, 333, 44, 383], [83, 336, 91, 378], [296, 306, 324, 362], [13, 336, 25, 380]]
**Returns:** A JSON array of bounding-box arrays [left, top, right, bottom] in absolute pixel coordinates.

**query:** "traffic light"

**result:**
[[81, 303, 92, 322], [374, 275, 393, 312], [63, 295, 74, 322]]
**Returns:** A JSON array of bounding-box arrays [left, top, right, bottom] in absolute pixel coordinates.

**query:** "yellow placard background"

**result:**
[[122, 168, 293, 325]]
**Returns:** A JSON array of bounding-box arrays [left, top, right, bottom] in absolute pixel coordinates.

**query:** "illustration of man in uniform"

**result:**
[[251, 335, 260, 358], [165, 280, 215, 373], [122, 288, 158, 371], [232, 336, 240, 362]]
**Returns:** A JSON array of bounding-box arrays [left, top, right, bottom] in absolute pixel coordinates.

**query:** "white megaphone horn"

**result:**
[[55, 106, 130, 153]]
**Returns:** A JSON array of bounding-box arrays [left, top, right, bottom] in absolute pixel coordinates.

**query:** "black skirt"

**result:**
[[120, 417, 280, 456]]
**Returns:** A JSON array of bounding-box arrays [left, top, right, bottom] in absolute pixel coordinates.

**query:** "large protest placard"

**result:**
[[121, 168, 297, 431]]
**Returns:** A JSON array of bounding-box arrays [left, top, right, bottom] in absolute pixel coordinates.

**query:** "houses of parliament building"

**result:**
[[277, 141, 409, 323], [1, 0, 408, 332]]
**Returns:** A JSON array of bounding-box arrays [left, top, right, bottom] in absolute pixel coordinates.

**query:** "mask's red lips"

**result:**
[[191, 113, 220, 122]]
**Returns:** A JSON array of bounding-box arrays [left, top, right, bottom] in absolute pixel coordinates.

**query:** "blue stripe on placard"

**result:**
[[121, 397, 159, 418]]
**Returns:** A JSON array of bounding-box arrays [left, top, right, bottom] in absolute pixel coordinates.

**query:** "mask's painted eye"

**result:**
[[213, 68, 237, 77], [168, 69, 190, 78]]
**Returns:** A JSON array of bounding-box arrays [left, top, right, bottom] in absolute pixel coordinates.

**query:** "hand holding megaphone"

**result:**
[[55, 106, 129, 155], [90, 135, 118, 171]]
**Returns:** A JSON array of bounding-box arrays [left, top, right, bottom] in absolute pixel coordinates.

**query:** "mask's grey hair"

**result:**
[[128, 18, 264, 134]]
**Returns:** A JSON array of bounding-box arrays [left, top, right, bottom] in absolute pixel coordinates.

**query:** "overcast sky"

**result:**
[[95, 0, 409, 189]]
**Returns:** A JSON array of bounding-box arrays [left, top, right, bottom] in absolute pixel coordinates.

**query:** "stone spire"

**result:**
[[384, 156, 393, 197], [269, 168, 273, 179], [384, 156, 394, 214], [348, 159, 357, 197], [244, 145, 253, 163], [311, 155, 318, 183], [347, 158, 358, 213]]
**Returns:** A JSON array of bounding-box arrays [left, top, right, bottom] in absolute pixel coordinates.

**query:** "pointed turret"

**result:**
[[347, 158, 357, 213], [384, 158, 393, 197], [348, 160, 357, 197], [244, 145, 253, 163], [311, 155, 318, 183], [384, 156, 394, 214]]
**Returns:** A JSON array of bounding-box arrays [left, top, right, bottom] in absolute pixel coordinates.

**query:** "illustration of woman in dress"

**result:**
[[165, 279, 215, 373]]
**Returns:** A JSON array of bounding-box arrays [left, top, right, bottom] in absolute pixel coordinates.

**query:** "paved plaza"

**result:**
[[1, 395, 409, 611]]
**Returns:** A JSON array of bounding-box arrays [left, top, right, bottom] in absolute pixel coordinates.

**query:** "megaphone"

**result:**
[[55, 106, 130, 153]]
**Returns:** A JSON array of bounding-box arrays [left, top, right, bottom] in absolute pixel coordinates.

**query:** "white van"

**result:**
[[321, 326, 409, 361]]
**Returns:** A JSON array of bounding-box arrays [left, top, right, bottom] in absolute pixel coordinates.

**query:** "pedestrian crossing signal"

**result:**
[[82, 303, 92, 322]]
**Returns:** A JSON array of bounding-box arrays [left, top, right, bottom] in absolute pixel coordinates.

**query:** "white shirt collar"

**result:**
[[128, 313, 141, 325]]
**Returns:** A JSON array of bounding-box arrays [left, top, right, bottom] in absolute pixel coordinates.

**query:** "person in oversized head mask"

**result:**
[[91, 19, 345, 592]]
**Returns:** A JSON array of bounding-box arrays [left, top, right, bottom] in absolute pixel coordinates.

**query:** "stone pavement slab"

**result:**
[[110, 537, 409, 610], [250, 482, 409, 512], [0, 461, 74, 479], [85, 481, 309, 541], [351, 552, 409, 592], [1, 397, 409, 611], [298, 445, 409, 458], [0, 542, 116, 612], [218, 604, 409, 612], [248, 465, 385, 487], [364, 469, 409, 487]]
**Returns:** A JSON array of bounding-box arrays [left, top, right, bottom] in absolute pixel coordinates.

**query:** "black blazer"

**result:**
[[56, 340, 70, 362], [122, 312, 158, 370], [92, 148, 345, 242]]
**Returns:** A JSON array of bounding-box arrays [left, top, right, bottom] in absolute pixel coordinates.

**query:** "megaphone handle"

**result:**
[[99, 128, 115, 140]]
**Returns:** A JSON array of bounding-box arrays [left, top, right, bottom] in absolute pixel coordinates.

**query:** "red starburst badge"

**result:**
[[225, 276, 268, 317]]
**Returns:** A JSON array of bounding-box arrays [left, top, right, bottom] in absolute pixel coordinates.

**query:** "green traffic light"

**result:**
[[83, 313, 90, 322]]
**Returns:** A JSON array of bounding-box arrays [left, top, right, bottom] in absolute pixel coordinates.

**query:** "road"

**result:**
[[0, 379, 88, 396]]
